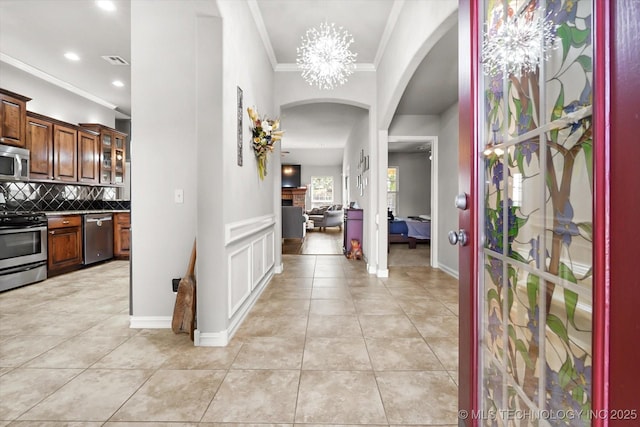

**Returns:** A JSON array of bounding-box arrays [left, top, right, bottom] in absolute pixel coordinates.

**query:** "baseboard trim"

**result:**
[[129, 316, 172, 329], [275, 263, 284, 274], [377, 268, 389, 278], [438, 263, 459, 279], [194, 329, 229, 347]]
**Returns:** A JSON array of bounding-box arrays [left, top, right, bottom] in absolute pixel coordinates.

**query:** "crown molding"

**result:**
[[247, 0, 278, 70], [0, 53, 118, 110]]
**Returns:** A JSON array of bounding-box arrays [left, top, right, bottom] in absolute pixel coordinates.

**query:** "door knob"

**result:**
[[454, 193, 468, 210], [448, 229, 469, 246]]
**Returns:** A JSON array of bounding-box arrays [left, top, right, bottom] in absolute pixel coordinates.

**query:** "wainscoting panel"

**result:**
[[225, 215, 276, 322], [228, 245, 251, 318], [252, 238, 264, 291]]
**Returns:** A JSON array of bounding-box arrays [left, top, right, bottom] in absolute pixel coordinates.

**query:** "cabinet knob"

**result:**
[[49, 231, 55, 235], [62, 220, 70, 225], [0, 137, 5, 142]]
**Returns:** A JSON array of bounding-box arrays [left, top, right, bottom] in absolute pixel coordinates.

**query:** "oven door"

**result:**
[[0, 225, 47, 270]]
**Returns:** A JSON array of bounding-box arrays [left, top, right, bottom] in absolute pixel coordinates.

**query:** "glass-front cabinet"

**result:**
[[80, 123, 127, 186]]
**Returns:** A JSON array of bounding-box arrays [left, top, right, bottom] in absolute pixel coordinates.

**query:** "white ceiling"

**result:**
[[0, 0, 458, 163]]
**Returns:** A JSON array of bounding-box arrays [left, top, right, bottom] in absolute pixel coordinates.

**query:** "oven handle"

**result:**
[[0, 260, 46, 275], [0, 225, 47, 233]]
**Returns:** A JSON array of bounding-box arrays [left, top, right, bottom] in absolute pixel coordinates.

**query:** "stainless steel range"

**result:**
[[0, 212, 47, 292]]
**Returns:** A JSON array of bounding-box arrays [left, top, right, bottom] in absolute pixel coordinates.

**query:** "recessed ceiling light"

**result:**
[[112, 80, 124, 87], [64, 52, 80, 61], [96, 0, 116, 12]]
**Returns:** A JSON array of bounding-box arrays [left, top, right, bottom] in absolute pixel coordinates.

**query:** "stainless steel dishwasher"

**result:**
[[83, 214, 114, 265]]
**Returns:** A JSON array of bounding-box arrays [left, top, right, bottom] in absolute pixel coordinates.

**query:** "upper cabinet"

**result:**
[[79, 124, 127, 186], [53, 123, 78, 182], [0, 89, 30, 148], [78, 129, 100, 184], [26, 112, 54, 180]]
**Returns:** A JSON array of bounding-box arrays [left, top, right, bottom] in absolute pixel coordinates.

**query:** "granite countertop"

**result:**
[[43, 209, 130, 216]]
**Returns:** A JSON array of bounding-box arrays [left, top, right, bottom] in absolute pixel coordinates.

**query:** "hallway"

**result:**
[[0, 256, 459, 425]]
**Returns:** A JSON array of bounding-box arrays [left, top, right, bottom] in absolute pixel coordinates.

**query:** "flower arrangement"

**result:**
[[247, 107, 283, 180]]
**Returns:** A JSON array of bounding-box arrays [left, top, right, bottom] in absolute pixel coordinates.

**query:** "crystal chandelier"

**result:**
[[482, 4, 558, 78], [296, 22, 357, 90]]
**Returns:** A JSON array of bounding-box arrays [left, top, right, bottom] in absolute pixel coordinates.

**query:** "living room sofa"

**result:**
[[307, 205, 343, 231]]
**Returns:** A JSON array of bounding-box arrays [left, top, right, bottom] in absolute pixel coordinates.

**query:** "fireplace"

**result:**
[[281, 187, 306, 208]]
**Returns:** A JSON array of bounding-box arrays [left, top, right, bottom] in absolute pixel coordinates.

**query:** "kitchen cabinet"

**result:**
[[0, 89, 30, 148], [26, 113, 54, 180], [114, 212, 131, 259], [47, 215, 83, 277], [53, 123, 78, 182], [78, 129, 100, 184], [79, 124, 127, 185]]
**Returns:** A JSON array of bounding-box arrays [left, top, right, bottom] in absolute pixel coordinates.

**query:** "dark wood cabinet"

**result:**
[[48, 215, 83, 277], [26, 113, 54, 180], [114, 213, 131, 257], [79, 124, 127, 186], [78, 129, 100, 183], [0, 89, 30, 148], [114, 212, 131, 259], [53, 123, 78, 182]]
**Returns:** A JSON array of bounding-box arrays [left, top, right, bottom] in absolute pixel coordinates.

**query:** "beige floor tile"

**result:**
[[348, 286, 391, 297], [375, 371, 458, 424], [394, 296, 454, 316], [251, 299, 310, 316], [358, 315, 421, 338], [111, 370, 225, 422], [160, 341, 243, 370], [105, 423, 198, 426], [295, 371, 387, 424], [0, 335, 69, 367], [311, 287, 352, 300], [263, 288, 313, 299], [8, 422, 103, 426], [0, 368, 82, 420], [353, 297, 404, 315], [312, 265, 346, 278], [18, 369, 152, 422], [233, 315, 308, 340], [309, 299, 355, 315], [426, 337, 459, 370], [410, 314, 459, 338], [24, 335, 129, 368], [232, 337, 304, 369], [311, 278, 348, 288], [91, 335, 179, 369], [302, 337, 371, 370], [306, 315, 362, 337], [80, 314, 140, 337], [201, 370, 299, 423], [365, 338, 445, 371]]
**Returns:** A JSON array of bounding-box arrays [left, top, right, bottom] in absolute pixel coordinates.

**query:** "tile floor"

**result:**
[[0, 255, 459, 426]]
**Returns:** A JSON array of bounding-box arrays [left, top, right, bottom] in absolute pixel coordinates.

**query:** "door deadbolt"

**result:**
[[454, 193, 468, 210], [448, 229, 469, 246]]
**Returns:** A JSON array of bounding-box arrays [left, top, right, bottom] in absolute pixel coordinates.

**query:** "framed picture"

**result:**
[[237, 86, 243, 166], [364, 155, 369, 172]]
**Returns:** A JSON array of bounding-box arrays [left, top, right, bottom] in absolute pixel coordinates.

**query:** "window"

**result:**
[[387, 167, 398, 215], [310, 176, 334, 207]]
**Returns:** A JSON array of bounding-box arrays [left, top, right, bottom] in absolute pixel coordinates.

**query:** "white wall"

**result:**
[[0, 63, 117, 127], [376, 0, 458, 129], [300, 165, 343, 210], [389, 114, 440, 136], [388, 152, 431, 217], [130, 0, 277, 343], [437, 102, 459, 276]]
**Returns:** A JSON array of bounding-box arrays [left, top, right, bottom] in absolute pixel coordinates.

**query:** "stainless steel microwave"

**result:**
[[0, 144, 29, 181]]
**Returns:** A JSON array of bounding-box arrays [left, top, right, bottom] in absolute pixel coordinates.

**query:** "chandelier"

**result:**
[[296, 22, 357, 90], [482, 4, 558, 78]]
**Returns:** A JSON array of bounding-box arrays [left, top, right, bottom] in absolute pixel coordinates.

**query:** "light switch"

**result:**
[[174, 189, 184, 204]]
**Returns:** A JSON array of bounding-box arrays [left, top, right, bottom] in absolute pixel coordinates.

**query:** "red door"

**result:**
[[458, 1, 640, 426]]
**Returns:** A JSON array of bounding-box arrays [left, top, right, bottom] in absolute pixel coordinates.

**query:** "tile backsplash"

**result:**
[[0, 181, 130, 212]]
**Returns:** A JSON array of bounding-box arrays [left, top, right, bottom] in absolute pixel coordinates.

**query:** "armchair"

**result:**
[[308, 208, 343, 231]]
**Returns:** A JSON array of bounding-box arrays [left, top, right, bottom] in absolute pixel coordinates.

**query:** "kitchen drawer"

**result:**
[[48, 215, 82, 229]]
